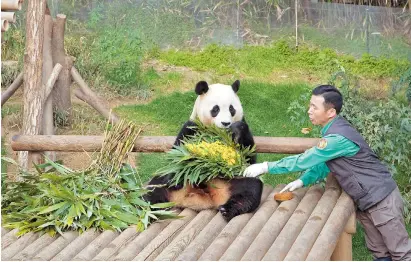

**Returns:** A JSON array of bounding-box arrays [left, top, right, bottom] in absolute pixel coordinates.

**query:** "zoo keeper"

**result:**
[[243, 84, 411, 261]]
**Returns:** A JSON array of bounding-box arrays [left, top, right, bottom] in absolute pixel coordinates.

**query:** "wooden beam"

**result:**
[[1, 0, 21, 10], [1, 19, 9, 32], [1, 71, 23, 106], [11, 135, 320, 153], [1, 12, 16, 23], [72, 67, 119, 124], [284, 174, 342, 260], [51, 14, 73, 125], [306, 191, 355, 260]]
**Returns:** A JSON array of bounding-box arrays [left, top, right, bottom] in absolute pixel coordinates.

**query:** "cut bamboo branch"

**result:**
[[11, 135, 320, 153], [72, 67, 119, 124], [1, 71, 23, 106], [1, 0, 21, 10], [1, 12, 16, 23], [1, 19, 9, 32]]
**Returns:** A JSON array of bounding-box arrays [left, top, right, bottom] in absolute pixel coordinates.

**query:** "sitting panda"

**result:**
[[143, 80, 263, 221]]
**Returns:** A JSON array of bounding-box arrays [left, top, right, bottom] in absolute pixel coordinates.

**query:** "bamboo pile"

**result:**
[[1, 0, 22, 32]]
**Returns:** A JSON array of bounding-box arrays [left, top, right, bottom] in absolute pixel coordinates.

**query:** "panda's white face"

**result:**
[[190, 83, 243, 128]]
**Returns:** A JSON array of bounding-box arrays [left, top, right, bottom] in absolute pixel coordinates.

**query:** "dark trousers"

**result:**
[[357, 187, 411, 261]]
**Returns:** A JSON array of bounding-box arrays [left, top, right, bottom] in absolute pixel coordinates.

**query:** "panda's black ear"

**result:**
[[232, 80, 240, 93], [195, 81, 209, 95]]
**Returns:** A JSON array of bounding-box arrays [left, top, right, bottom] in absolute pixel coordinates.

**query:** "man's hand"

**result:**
[[280, 179, 303, 193], [243, 162, 269, 177]]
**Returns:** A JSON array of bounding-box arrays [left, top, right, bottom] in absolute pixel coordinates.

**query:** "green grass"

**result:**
[[158, 42, 410, 79]]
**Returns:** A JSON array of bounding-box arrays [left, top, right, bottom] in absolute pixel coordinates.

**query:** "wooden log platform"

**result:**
[[1, 175, 356, 261]]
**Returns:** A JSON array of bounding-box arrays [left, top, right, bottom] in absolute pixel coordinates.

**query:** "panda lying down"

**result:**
[[143, 80, 263, 221]]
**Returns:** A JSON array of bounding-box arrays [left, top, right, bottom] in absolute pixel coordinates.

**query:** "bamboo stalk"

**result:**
[[1, 12, 15, 23]]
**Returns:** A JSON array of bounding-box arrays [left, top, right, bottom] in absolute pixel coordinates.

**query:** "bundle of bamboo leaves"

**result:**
[[1, 120, 177, 237], [155, 120, 256, 186]]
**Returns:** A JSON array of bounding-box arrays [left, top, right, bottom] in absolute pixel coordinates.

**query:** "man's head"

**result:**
[[308, 85, 343, 126]]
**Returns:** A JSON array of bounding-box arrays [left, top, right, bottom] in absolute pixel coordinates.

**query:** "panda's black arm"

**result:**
[[230, 120, 257, 164], [174, 120, 198, 146]]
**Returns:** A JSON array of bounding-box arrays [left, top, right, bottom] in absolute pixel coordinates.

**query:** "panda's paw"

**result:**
[[218, 203, 239, 222]]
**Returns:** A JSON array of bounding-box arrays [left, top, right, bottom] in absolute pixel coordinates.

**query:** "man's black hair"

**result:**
[[312, 85, 343, 114]]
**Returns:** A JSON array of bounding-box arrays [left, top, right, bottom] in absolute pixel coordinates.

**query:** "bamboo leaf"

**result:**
[[38, 202, 67, 215]]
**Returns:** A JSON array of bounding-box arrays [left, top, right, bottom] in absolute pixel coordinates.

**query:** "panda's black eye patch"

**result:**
[[211, 105, 220, 117], [229, 105, 236, 116]]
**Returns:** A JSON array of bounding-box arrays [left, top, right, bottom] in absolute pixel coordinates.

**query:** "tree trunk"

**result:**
[[42, 13, 55, 161], [51, 14, 73, 126], [18, 0, 47, 169]]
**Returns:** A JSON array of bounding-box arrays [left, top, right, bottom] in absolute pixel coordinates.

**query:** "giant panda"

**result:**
[[143, 80, 263, 221]]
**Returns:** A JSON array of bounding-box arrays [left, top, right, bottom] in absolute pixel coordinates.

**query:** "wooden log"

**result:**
[[1, 12, 15, 22], [330, 231, 352, 261], [1, 232, 39, 260], [344, 212, 357, 234], [198, 186, 273, 261], [1, 0, 21, 10], [241, 187, 308, 261], [306, 191, 355, 261], [44, 63, 63, 102], [220, 184, 284, 261], [51, 229, 99, 260], [72, 230, 119, 261], [1, 228, 19, 249], [11, 135, 319, 154], [92, 226, 140, 261], [263, 185, 324, 261], [1, 227, 11, 236], [72, 67, 119, 124], [12, 232, 58, 260], [175, 212, 226, 260], [113, 219, 176, 261], [1, 71, 23, 106], [18, 0, 46, 169], [285, 176, 342, 261], [133, 208, 198, 261], [32, 231, 78, 261], [330, 212, 356, 261], [42, 13, 55, 161], [1, 19, 8, 32], [154, 209, 217, 261], [51, 14, 73, 125]]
